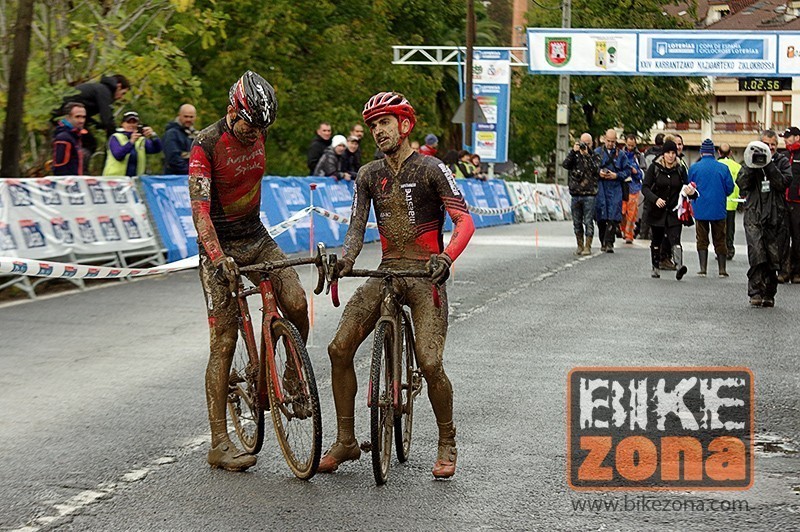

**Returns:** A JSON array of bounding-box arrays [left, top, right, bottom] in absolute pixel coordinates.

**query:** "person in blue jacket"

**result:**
[[690, 139, 735, 277], [594, 129, 631, 252], [162, 104, 197, 174]]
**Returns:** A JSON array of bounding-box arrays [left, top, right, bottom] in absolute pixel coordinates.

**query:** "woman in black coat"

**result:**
[[642, 140, 696, 279]]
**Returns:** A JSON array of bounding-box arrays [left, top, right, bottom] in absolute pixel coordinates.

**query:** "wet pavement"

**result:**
[[1, 219, 798, 531]]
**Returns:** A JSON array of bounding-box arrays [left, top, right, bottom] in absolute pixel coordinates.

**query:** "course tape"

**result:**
[[465, 193, 535, 216], [310, 206, 378, 229], [1, 206, 312, 279]]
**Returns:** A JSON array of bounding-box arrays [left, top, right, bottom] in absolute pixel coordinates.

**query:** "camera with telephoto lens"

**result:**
[[579, 142, 588, 151]]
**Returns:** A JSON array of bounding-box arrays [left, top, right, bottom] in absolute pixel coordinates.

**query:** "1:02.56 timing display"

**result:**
[[738, 78, 792, 91]]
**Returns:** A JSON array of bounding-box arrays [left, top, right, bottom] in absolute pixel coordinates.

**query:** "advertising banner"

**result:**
[[528, 28, 796, 77], [0, 176, 156, 260], [471, 49, 511, 163], [139, 175, 197, 262]]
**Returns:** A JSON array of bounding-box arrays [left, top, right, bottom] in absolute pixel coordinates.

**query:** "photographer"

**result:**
[[102, 111, 162, 177], [562, 132, 599, 255]]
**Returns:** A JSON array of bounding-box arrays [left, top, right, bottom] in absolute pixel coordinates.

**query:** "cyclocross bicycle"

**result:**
[[339, 256, 441, 485], [227, 243, 336, 480]]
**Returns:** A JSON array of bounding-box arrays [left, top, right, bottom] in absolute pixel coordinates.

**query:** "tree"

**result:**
[[1, 0, 35, 177]]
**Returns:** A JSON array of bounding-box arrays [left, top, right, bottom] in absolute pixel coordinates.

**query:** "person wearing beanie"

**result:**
[[642, 139, 696, 279], [420, 133, 438, 157], [689, 139, 735, 277], [313, 134, 350, 180]]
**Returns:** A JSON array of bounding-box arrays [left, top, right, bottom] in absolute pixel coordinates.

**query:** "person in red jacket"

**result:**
[[780, 126, 800, 283], [419, 133, 438, 157], [319, 92, 475, 479]]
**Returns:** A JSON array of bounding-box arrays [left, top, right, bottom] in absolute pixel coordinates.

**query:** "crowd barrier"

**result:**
[[1, 173, 570, 296]]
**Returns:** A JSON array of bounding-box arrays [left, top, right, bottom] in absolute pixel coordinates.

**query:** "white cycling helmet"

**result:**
[[744, 140, 770, 169]]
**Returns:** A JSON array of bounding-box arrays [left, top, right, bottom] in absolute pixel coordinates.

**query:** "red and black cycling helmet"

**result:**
[[362, 92, 416, 137], [229, 70, 277, 129]]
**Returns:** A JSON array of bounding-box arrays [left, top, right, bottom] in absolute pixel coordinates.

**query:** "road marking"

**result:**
[[10, 434, 211, 532]]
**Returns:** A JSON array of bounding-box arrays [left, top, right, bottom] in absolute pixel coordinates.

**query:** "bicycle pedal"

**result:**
[[360, 440, 372, 452]]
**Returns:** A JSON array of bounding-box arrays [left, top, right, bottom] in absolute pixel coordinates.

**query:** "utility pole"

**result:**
[[554, 0, 571, 185], [465, 0, 476, 150]]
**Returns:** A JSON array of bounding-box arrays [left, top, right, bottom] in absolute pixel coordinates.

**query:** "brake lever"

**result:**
[[313, 243, 326, 295], [328, 254, 340, 307]]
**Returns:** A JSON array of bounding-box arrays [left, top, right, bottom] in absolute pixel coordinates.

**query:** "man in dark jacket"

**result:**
[[779, 126, 800, 283], [594, 129, 631, 253], [639, 133, 665, 240], [54, 74, 130, 154], [562, 132, 598, 255], [162, 104, 197, 174], [306, 122, 332, 174], [738, 139, 791, 307], [52, 102, 87, 176]]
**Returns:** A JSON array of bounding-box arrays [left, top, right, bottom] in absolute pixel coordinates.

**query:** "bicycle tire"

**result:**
[[370, 321, 395, 485], [228, 326, 264, 454], [266, 318, 322, 480], [394, 313, 418, 463]]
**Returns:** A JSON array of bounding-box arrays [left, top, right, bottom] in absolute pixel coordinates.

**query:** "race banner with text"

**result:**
[[528, 29, 795, 77], [0, 176, 156, 260]]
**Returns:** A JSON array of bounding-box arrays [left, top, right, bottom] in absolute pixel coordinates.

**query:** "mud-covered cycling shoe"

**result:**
[[318, 440, 361, 473], [207, 441, 257, 472], [432, 444, 457, 479]]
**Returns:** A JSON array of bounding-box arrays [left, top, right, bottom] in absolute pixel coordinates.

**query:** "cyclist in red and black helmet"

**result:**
[[320, 91, 475, 479], [189, 71, 308, 472]]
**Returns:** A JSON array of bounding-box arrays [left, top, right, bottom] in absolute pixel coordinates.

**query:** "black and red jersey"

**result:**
[[189, 118, 266, 262], [344, 151, 474, 262]]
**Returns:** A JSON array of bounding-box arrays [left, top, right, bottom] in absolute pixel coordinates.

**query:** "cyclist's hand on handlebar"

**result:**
[[427, 253, 452, 285], [213, 256, 240, 293], [336, 257, 354, 278]]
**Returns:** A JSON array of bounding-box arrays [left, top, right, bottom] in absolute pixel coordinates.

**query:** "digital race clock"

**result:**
[[738, 78, 792, 91]]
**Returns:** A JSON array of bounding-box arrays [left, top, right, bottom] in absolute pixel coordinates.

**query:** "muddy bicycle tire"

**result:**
[[228, 326, 265, 455], [266, 318, 322, 480], [370, 321, 395, 485], [394, 313, 417, 463]]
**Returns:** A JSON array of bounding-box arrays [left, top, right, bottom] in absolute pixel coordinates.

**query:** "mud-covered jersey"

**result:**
[[189, 118, 266, 262], [344, 151, 474, 262]]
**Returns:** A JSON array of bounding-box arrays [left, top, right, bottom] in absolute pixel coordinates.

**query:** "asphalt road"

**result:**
[[1, 220, 798, 531]]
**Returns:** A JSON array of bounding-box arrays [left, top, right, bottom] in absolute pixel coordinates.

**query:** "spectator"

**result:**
[[471, 153, 488, 180], [411, 140, 421, 153], [780, 126, 800, 283], [562, 132, 599, 255], [594, 129, 630, 253], [348, 123, 364, 169], [54, 74, 130, 155], [621, 134, 645, 244], [307, 122, 332, 174], [419, 133, 438, 157], [441, 150, 459, 175], [52, 102, 88, 176], [314, 134, 350, 181], [453, 150, 476, 178], [757, 130, 793, 283], [674, 133, 689, 171], [639, 133, 665, 240], [642, 139, 695, 280], [102, 111, 162, 177], [690, 139, 735, 277], [340, 135, 360, 180], [737, 139, 790, 307], [717, 143, 742, 260], [162, 104, 197, 175]]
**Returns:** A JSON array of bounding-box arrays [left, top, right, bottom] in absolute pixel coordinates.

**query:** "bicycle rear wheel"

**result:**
[[266, 318, 322, 480], [370, 321, 394, 485], [394, 313, 419, 463], [228, 325, 264, 454]]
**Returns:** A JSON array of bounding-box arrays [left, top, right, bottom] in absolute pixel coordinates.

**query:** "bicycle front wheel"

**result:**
[[394, 313, 419, 463], [266, 318, 322, 480], [370, 321, 394, 485], [228, 326, 264, 454]]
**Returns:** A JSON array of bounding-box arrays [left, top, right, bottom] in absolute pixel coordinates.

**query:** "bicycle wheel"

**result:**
[[394, 313, 419, 463], [266, 318, 322, 480], [370, 321, 395, 485], [228, 325, 264, 454]]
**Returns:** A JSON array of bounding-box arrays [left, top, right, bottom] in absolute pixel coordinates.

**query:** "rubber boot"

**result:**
[[674, 244, 687, 281], [581, 237, 593, 256], [575, 235, 584, 255], [650, 246, 660, 278], [717, 254, 728, 277], [697, 250, 708, 276]]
